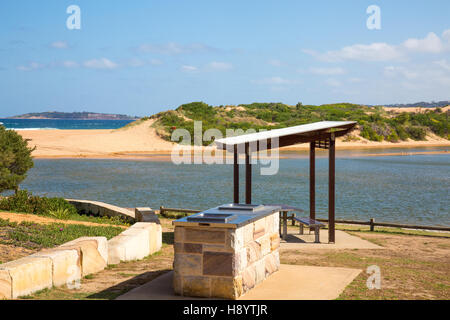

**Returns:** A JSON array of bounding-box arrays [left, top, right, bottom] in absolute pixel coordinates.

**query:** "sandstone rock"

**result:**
[[255, 259, 266, 285], [270, 232, 280, 251], [182, 276, 210, 297], [57, 237, 107, 276], [174, 227, 184, 243], [273, 213, 280, 233], [184, 228, 226, 244], [227, 228, 244, 250], [203, 252, 233, 276], [0, 256, 52, 299], [265, 252, 279, 276], [246, 241, 262, 264], [253, 219, 265, 239], [173, 272, 182, 295], [211, 276, 243, 300], [256, 234, 271, 256], [135, 207, 161, 224], [242, 265, 256, 291], [108, 228, 150, 265], [173, 253, 202, 276], [243, 223, 254, 245], [31, 249, 81, 287], [129, 222, 162, 254]]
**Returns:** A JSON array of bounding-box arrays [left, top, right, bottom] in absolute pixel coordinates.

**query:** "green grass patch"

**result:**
[[0, 218, 122, 250]]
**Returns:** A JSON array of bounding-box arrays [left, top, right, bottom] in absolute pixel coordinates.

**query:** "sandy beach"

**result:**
[[16, 118, 450, 160]]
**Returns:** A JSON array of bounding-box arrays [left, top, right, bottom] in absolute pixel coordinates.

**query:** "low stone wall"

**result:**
[[67, 199, 139, 223], [0, 237, 107, 299], [108, 222, 162, 265], [0, 220, 162, 299], [173, 212, 280, 299]]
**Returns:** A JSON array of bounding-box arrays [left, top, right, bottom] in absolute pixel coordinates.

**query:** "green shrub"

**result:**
[[0, 125, 34, 193], [387, 130, 400, 143], [47, 208, 71, 220], [406, 126, 427, 140], [0, 190, 77, 217]]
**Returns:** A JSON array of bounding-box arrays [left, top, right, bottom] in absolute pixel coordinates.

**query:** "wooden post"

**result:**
[[310, 141, 316, 232], [245, 143, 252, 204], [233, 145, 239, 204], [328, 135, 335, 243], [370, 218, 375, 231]]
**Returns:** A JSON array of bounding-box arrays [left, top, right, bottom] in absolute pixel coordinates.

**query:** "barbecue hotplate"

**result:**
[[186, 213, 236, 223], [179, 204, 281, 227], [217, 203, 264, 212]]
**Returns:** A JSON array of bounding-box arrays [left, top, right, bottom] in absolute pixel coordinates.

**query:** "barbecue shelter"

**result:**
[[215, 120, 357, 243]]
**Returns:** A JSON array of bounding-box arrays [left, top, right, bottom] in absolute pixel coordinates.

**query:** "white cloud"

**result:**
[[17, 62, 44, 71], [309, 67, 346, 75], [252, 76, 295, 85], [383, 66, 418, 80], [303, 29, 450, 63], [50, 41, 69, 49], [435, 59, 450, 72], [443, 29, 450, 42], [325, 78, 342, 87], [326, 43, 402, 62], [268, 59, 283, 67], [181, 65, 198, 72], [206, 61, 232, 71], [62, 61, 78, 68], [137, 42, 217, 55], [83, 58, 118, 69], [402, 32, 444, 53], [149, 59, 163, 65]]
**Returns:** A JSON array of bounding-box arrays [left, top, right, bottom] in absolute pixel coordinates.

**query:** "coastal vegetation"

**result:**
[[0, 190, 130, 226], [0, 125, 34, 193], [8, 111, 138, 120], [150, 102, 449, 145]]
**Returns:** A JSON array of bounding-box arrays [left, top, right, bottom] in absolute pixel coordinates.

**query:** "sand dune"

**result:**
[[17, 118, 450, 159]]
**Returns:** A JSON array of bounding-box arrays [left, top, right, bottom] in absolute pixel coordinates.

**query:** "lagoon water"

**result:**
[[18, 149, 450, 227]]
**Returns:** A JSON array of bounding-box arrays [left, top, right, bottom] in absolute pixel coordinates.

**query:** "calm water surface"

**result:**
[[18, 149, 450, 226]]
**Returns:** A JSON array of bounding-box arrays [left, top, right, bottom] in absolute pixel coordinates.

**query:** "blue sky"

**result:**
[[1, 0, 449, 117]]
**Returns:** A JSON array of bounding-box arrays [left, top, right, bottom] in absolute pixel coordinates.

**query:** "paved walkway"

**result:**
[[280, 229, 382, 250], [116, 264, 362, 300]]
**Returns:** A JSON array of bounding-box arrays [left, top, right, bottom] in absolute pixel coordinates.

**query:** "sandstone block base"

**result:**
[[0, 256, 52, 299], [57, 237, 107, 276], [31, 249, 81, 287]]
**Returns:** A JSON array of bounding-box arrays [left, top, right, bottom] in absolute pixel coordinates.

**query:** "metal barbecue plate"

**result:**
[[186, 213, 236, 223], [218, 203, 264, 212]]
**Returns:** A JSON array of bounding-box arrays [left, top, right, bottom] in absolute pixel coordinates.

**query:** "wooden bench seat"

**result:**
[[293, 217, 325, 243]]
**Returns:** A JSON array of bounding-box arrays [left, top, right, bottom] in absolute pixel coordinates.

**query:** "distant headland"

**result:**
[[8, 111, 139, 120]]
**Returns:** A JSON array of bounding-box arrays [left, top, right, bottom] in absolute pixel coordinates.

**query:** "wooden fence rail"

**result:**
[[159, 206, 450, 232]]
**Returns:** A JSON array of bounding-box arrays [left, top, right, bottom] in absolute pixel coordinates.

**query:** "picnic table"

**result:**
[[264, 204, 304, 240]]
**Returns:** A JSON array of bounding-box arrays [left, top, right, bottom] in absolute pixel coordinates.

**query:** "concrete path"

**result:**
[[116, 264, 362, 300], [280, 229, 382, 250]]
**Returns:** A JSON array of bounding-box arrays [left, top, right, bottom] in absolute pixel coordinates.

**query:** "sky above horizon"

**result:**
[[1, 0, 450, 117]]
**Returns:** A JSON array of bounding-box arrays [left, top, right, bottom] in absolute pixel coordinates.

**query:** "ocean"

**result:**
[[0, 118, 135, 130], [14, 151, 450, 227]]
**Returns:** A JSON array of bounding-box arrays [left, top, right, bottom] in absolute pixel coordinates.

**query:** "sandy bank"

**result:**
[[17, 119, 450, 160]]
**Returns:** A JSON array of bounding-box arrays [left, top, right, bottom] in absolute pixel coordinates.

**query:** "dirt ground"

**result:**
[[3, 215, 449, 300], [281, 231, 450, 299]]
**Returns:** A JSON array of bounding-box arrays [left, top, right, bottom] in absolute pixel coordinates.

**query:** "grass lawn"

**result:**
[[0, 218, 123, 263], [281, 225, 450, 299], [16, 217, 450, 300]]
